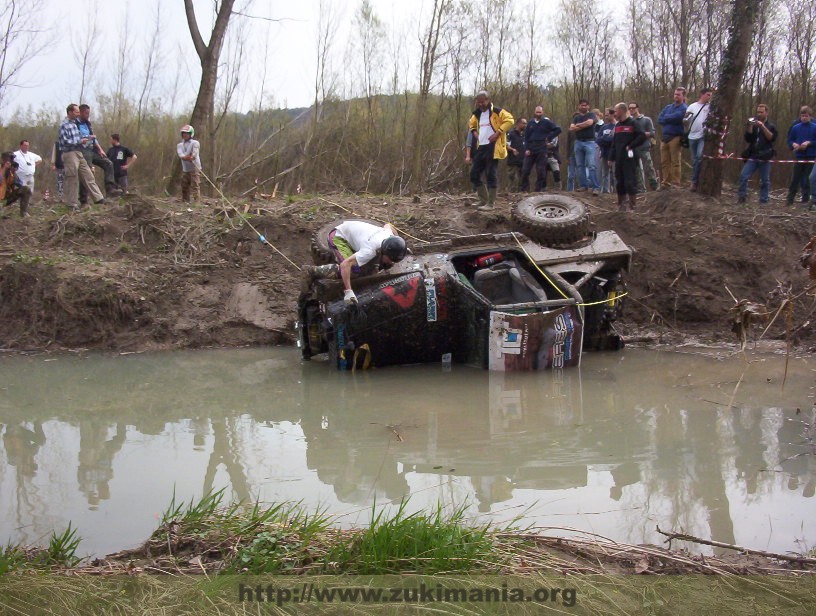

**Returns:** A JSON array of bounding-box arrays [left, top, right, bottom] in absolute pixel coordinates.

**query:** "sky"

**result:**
[[3, 0, 427, 120]]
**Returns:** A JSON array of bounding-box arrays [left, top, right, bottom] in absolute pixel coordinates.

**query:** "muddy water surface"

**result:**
[[1, 347, 815, 558]]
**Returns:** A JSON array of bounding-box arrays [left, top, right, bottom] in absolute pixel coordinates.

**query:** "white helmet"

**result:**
[[180, 124, 195, 137]]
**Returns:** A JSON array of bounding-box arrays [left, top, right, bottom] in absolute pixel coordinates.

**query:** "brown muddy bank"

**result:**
[[0, 190, 814, 353]]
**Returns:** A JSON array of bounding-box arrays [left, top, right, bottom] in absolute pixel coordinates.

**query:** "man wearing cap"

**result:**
[[177, 125, 201, 203]]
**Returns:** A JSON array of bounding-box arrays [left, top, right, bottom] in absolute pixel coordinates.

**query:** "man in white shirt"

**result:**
[[12, 140, 42, 191], [683, 87, 712, 191], [332, 220, 407, 304], [176, 125, 201, 202], [305, 220, 408, 305]]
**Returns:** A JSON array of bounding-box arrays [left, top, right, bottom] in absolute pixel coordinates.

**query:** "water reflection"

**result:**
[[0, 347, 814, 557]]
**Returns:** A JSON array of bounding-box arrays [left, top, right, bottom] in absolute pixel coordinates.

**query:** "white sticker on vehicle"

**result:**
[[425, 277, 437, 322]]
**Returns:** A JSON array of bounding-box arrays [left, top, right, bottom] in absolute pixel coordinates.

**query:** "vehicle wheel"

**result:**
[[310, 218, 382, 265], [510, 195, 590, 246]]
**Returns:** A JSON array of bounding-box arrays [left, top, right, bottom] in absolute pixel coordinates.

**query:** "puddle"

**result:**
[[1, 346, 814, 557]]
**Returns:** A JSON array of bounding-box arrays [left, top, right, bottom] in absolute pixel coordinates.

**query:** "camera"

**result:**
[[748, 117, 756, 125]]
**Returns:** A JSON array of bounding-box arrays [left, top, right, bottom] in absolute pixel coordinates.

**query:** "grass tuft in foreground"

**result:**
[[327, 500, 497, 574]]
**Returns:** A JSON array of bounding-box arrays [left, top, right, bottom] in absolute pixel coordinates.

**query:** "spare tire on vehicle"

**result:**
[[510, 195, 590, 246]]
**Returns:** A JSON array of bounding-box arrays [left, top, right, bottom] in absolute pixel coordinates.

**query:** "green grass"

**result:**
[[0, 524, 82, 574], [45, 523, 82, 568], [10, 253, 55, 266], [327, 500, 498, 574]]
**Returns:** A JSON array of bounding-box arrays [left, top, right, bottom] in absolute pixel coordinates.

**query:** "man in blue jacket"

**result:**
[[657, 87, 687, 189], [787, 106, 816, 206]]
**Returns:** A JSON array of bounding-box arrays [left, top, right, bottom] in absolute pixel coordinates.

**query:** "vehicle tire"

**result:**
[[310, 218, 382, 265], [510, 195, 590, 246]]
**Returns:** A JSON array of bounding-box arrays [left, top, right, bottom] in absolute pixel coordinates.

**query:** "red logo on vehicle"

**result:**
[[382, 277, 421, 308]]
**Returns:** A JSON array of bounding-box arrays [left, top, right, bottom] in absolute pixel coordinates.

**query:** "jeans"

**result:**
[[566, 150, 577, 191], [689, 137, 704, 186], [738, 159, 771, 203], [635, 149, 658, 193], [574, 140, 599, 189], [810, 164, 816, 203], [598, 154, 613, 192], [788, 160, 814, 203]]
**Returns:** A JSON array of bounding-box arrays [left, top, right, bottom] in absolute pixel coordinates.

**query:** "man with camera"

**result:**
[[0, 152, 32, 218], [58, 103, 106, 210], [683, 87, 712, 192], [737, 104, 778, 205]]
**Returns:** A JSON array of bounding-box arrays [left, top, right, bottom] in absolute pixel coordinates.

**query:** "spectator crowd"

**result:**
[[2, 105, 204, 219], [464, 89, 816, 212]]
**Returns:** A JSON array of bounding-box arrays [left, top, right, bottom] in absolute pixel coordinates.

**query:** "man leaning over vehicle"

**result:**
[[305, 220, 408, 305]]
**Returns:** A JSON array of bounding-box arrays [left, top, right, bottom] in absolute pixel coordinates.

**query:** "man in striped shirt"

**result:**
[[58, 104, 104, 210]]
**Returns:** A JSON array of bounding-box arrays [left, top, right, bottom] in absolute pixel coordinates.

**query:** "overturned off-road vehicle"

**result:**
[[297, 195, 632, 371]]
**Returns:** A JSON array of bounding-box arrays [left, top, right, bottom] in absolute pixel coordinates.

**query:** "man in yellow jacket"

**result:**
[[467, 90, 514, 211]]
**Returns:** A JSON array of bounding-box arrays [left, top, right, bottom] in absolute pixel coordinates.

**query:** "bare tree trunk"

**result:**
[[73, 0, 101, 104], [699, 0, 764, 197], [0, 0, 48, 111], [412, 0, 450, 192], [165, 0, 236, 196], [136, 5, 163, 139]]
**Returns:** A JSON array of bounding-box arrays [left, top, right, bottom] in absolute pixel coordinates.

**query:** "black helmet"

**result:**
[[381, 236, 407, 262]]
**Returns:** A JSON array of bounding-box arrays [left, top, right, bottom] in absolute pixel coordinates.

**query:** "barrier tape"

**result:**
[[701, 113, 816, 164], [703, 153, 816, 164]]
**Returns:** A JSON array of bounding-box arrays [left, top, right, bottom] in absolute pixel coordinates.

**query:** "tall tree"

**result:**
[[412, 0, 453, 192], [0, 0, 48, 113], [166, 0, 236, 195], [699, 0, 765, 197]]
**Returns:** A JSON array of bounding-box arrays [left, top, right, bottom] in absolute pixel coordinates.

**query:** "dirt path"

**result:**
[[1, 190, 814, 353]]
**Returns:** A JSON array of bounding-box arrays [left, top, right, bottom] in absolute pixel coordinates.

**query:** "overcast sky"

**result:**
[[4, 0, 427, 121]]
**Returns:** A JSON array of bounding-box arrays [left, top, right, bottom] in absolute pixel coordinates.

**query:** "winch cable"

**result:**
[[511, 232, 628, 307], [197, 168, 302, 271]]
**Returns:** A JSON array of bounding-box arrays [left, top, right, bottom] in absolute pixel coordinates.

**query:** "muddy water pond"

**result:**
[[1, 346, 815, 558]]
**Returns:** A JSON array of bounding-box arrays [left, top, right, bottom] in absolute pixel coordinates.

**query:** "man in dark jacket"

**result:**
[[608, 103, 646, 212], [506, 117, 527, 191], [521, 106, 561, 192], [737, 104, 777, 205]]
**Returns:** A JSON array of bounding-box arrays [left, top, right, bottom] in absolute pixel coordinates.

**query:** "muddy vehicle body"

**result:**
[[297, 196, 632, 371]]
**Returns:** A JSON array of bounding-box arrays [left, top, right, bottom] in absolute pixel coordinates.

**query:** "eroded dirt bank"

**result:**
[[1, 190, 814, 353]]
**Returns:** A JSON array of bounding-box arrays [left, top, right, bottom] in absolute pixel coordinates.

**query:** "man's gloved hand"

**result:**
[[343, 289, 358, 305]]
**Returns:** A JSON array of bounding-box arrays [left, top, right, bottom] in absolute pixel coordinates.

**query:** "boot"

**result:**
[[617, 196, 627, 212], [478, 187, 496, 211], [476, 185, 489, 206], [628, 194, 637, 212]]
